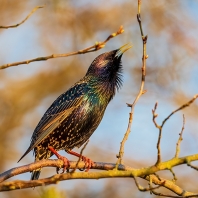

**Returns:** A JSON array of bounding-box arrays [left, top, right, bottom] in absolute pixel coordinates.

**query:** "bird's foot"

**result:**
[[48, 146, 70, 173], [67, 150, 94, 172], [81, 155, 94, 172], [56, 154, 70, 174]]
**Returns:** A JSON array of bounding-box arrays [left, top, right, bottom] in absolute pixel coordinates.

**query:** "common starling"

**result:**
[[18, 44, 131, 180]]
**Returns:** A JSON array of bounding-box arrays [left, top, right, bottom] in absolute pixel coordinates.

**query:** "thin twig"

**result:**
[[116, 0, 148, 166], [161, 95, 198, 128], [138, 0, 141, 15], [153, 173, 161, 181], [187, 162, 198, 171], [156, 130, 162, 164], [152, 102, 163, 164], [155, 95, 198, 165], [0, 26, 124, 70], [151, 190, 184, 198], [116, 111, 133, 165], [175, 115, 185, 158], [151, 190, 198, 198], [71, 140, 89, 173], [152, 102, 161, 129], [133, 176, 163, 192], [169, 168, 177, 182], [0, 6, 44, 29]]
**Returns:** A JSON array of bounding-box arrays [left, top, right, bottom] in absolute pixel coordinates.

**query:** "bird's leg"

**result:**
[[48, 146, 70, 173], [67, 150, 94, 172]]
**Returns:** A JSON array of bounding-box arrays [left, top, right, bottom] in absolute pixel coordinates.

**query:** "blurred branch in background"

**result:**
[[0, 5, 44, 29]]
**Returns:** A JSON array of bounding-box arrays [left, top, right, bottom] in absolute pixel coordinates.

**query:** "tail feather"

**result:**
[[31, 169, 41, 180], [30, 149, 52, 180]]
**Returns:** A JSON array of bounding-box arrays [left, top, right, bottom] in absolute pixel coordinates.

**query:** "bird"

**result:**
[[18, 44, 131, 180]]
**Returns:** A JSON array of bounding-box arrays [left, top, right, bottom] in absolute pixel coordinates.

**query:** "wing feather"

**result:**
[[18, 81, 87, 162]]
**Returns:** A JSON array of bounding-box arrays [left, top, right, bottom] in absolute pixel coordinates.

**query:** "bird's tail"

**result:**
[[30, 148, 53, 180], [30, 149, 42, 180], [31, 169, 41, 180]]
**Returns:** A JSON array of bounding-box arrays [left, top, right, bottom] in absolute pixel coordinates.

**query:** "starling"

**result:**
[[18, 44, 131, 180]]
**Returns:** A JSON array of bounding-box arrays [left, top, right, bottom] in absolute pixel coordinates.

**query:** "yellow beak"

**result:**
[[116, 43, 132, 57]]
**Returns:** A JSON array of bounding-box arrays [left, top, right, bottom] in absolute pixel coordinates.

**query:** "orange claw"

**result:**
[[81, 156, 94, 172], [48, 146, 70, 173], [67, 150, 94, 171]]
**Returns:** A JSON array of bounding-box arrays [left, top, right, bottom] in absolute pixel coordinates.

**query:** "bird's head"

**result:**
[[86, 44, 131, 93]]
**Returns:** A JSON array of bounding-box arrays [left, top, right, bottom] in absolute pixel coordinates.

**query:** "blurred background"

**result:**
[[0, 0, 198, 197]]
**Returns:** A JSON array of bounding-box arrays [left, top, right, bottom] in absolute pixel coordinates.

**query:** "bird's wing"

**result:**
[[30, 106, 77, 149], [34, 82, 87, 135], [18, 82, 88, 162]]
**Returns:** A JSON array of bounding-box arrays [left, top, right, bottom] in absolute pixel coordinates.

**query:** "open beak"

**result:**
[[115, 43, 132, 57]]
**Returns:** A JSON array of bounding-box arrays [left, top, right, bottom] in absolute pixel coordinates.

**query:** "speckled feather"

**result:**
[[18, 46, 128, 180]]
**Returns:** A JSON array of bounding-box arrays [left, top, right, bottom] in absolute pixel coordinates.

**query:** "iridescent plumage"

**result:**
[[18, 44, 131, 180]]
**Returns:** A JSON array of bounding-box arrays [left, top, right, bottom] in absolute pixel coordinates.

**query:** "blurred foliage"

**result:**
[[39, 187, 66, 198], [0, 0, 198, 198]]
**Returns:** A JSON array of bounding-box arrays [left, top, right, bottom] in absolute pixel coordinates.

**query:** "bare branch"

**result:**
[[152, 102, 163, 164], [187, 162, 198, 171], [146, 174, 198, 198], [152, 102, 161, 129], [161, 94, 198, 128], [0, 6, 44, 29], [133, 176, 163, 192], [169, 168, 177, 183], [151, 190, 185, 198], [156, 128, 162, 164], [116, 0, 148, 166], [71, 140, 89, 173], [151, 190, 198, 198], [1, 156, 198, 195], [175, 115, 185, 158], [155, 95, 198, 165], [0, 26, 124, 70]]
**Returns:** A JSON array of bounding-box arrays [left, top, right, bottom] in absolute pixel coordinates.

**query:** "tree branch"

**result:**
[[175, 115, 185, 158], [155, 94, 198, 166], [1, 153, 198, 195], [0, 5, 44, 29], [133, 176, 163, 192], [0, 26, 124, 70], [116, 0, 148, 166], [161, 95, 198, 129]]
